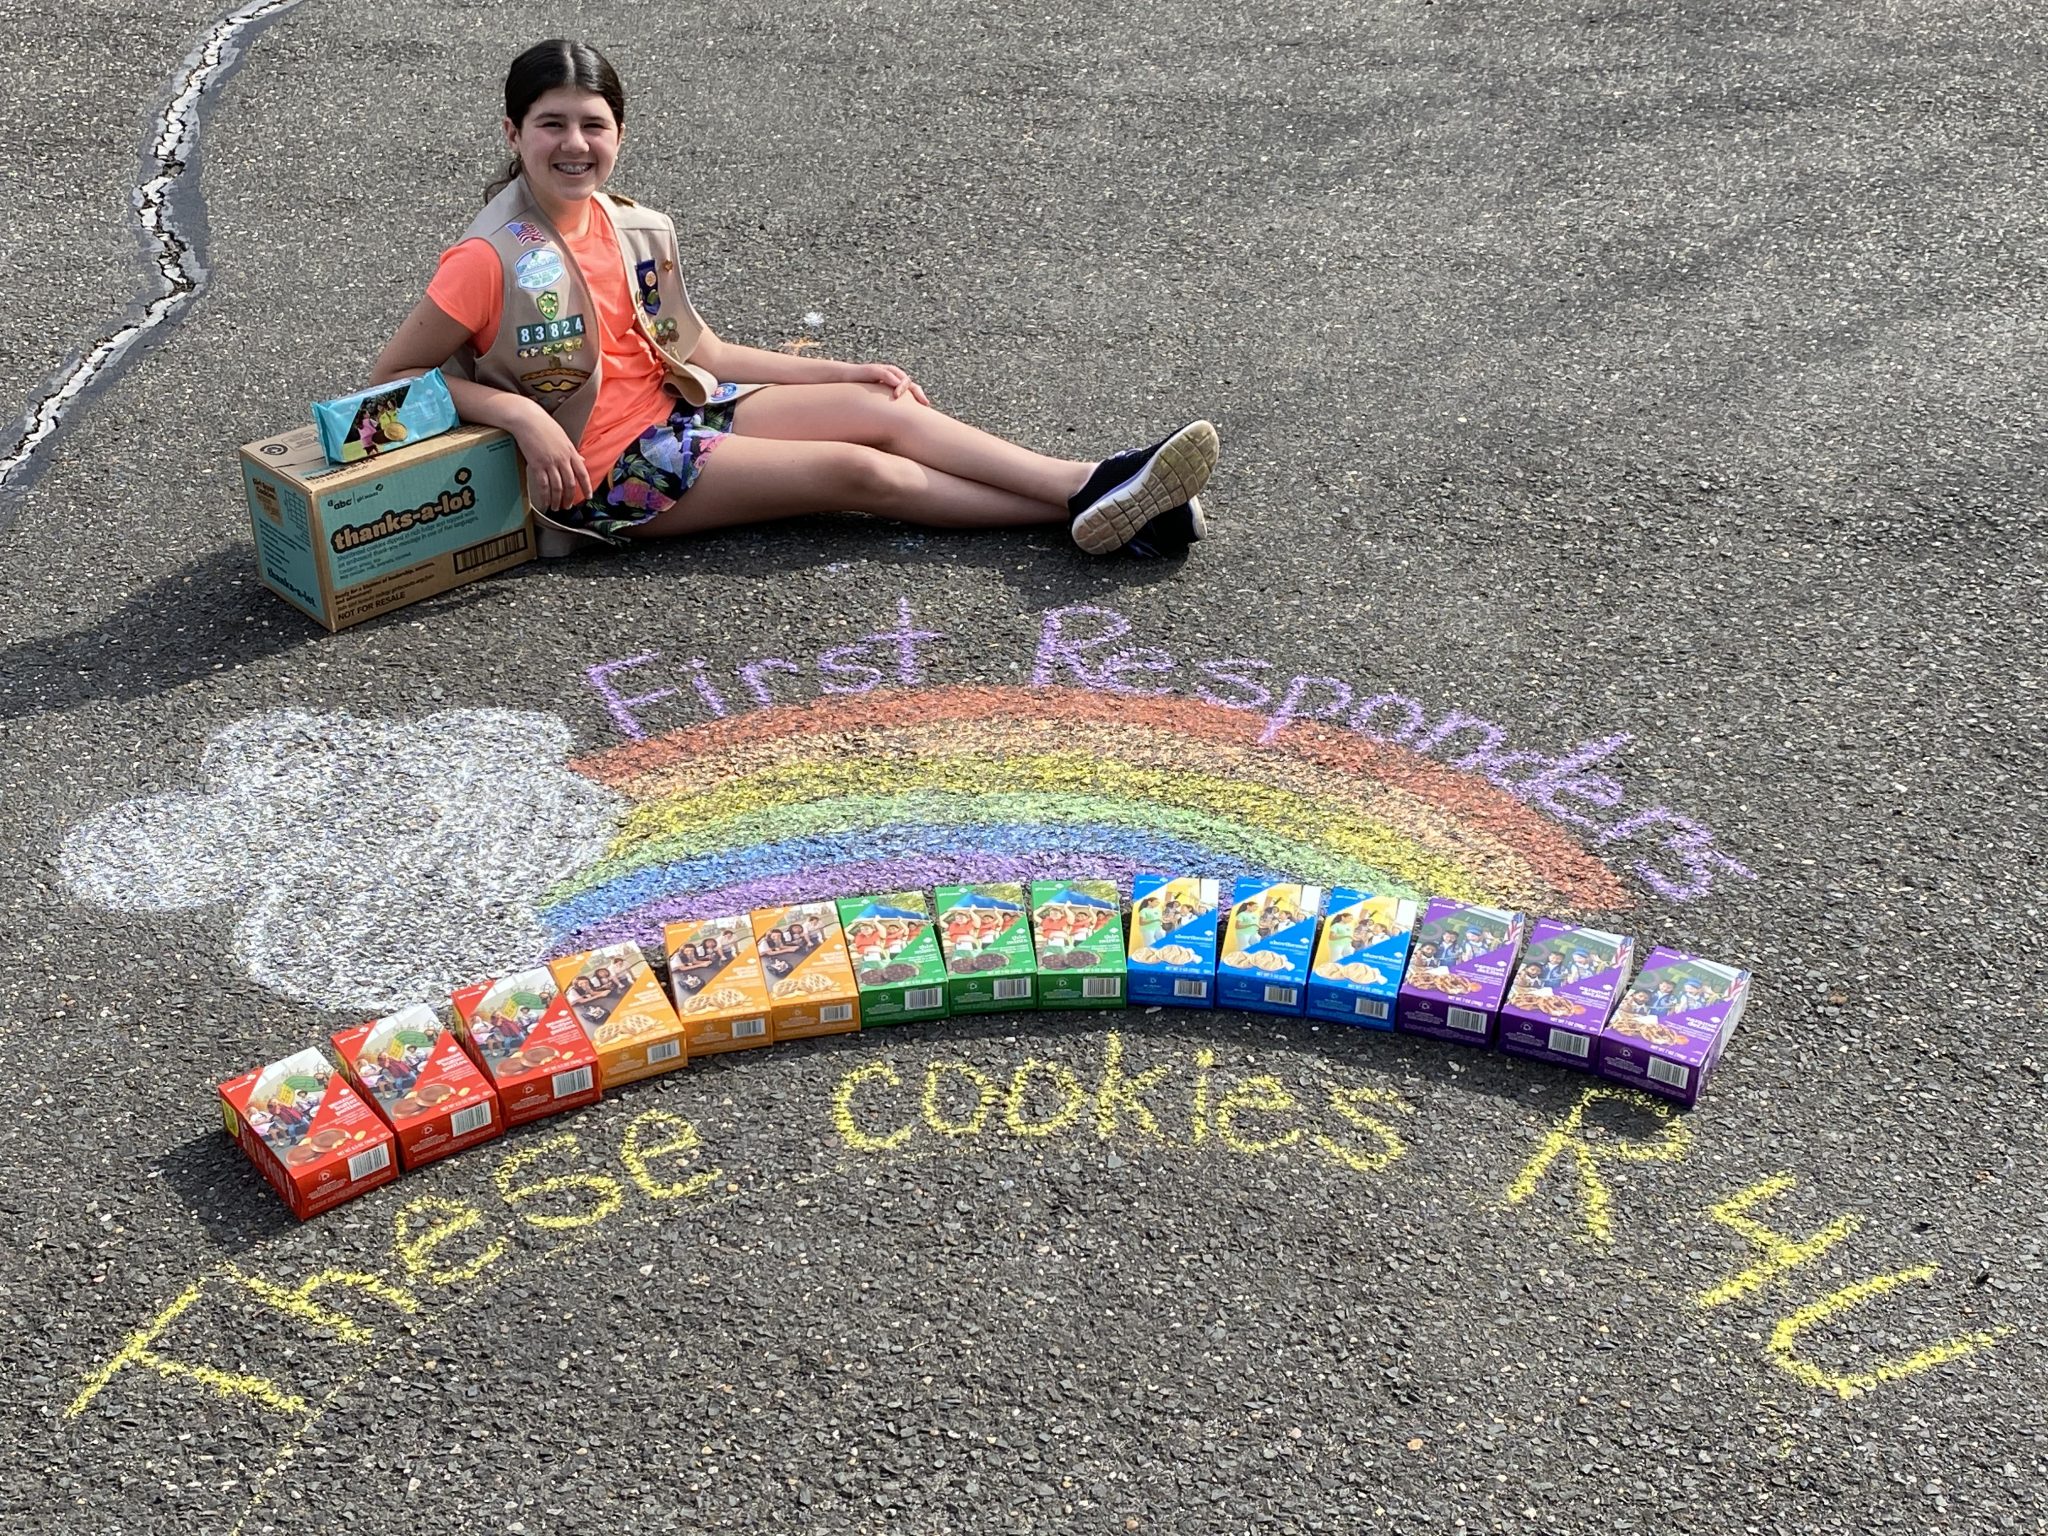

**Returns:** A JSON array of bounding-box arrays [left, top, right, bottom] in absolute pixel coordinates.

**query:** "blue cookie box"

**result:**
[[1124, 874, 1221, 1008], [1304, 889, 1418, 1030]]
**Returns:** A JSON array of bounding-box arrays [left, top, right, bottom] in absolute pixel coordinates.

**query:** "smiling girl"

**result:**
[[369, 39, 1219, 559]]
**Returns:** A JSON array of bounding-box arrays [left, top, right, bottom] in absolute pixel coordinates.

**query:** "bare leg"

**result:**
[[728, 382, 1095, 505], [627, 432, 1070, 540]]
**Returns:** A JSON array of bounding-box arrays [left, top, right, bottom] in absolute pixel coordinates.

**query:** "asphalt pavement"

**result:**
[[2, 0, 2043, 1532]]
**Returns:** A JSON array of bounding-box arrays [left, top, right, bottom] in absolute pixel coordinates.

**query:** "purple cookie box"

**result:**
[[1395, 898, 1525, 1047], [1596, 947, 1751, 1107], [1496, 920, 1635, 1071]]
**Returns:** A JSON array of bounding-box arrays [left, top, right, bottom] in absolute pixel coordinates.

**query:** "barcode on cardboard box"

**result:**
[[648, 1039, 681, 1063], [1262, 984, 1299, 1005], [822, 1003, 854, 1024], [1648, 1057, 1691, 1090], [993, 977, 1031, 1001], [1547, 1027, 1590, 1059], [1447, 1005, 1487, 1034], [347, 1144, 390, 1181], [732, 1018, 766, 1039], [1173, 979, 1209, 999], [450, 1102, 493, 1136], [453, 526, 529, 572], [1353, 998, 1390, 1020], [1081, 977, 1122, 999], [904, 987, 944, 1010], [552, 1065, 594, 1098]]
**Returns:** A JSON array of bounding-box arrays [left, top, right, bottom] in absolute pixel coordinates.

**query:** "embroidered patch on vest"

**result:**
[[536, 290, 561, 322], [517, 365, 591, 397], [506, 219, 548, 247], [516, 315, 587, 357], [648, 317, 679, 345], [634, 259, 661, 317], [514, 247, 565, 291]]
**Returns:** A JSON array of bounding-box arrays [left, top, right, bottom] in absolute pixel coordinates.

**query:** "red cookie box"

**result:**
[[219, 1046, 400, 1221], [332, 1003, 503, 1171], [450, 966, 604, 1127]]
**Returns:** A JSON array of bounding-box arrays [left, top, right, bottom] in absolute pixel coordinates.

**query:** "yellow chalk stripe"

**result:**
[[1503, 1086, 1692, 1246], [584, 751, 1521, 904], [831, 1061, 913, 1152], [922, 1062, 998, 1136], [68, 1276, 307, 1419], [1767, 1265, 2015, 1398], [578, 788, 1482, 908], [1696, 1175, 1861, 1309], [226, 1263, 420, 1340], [602, 717, 1550, 895]]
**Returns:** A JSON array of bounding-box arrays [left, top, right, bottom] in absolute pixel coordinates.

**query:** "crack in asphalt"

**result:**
[[0, 0, 308, 520]]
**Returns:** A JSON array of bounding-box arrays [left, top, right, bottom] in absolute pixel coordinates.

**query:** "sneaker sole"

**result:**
[[1071, 421, 1219, 555]]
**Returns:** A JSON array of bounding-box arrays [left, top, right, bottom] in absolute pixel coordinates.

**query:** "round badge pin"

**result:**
[[515, 247, 566, 291]]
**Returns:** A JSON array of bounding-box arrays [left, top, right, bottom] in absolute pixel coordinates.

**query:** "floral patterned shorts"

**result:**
[[554, 382, 747, 544]]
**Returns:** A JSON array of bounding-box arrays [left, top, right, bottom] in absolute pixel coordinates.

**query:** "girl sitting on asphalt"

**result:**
[[369, 39, 1218, 559]]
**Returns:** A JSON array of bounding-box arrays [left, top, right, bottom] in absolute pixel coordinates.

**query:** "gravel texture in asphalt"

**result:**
[[2, 1, 2043, 1532]]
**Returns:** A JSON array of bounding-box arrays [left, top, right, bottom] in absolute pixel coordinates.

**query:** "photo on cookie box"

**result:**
[[1125, 873, 1221, 1007], [1216, 878, 1324, 1016], [1304, 890, 1418, 1028], [1497, 920, 1635, 1070], [667, 915, 754, 1000], [1599, 949, 1752, 1106], [837, 892, 950, 1025]]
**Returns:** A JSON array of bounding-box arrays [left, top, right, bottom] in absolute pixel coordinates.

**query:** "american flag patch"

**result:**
[[507, 219, 547, 246]]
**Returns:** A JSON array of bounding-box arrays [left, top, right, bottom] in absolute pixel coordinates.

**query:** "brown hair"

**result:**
[[485, 39, 627, 202]]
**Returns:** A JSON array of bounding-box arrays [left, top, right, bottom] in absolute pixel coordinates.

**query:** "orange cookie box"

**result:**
[[548, 940, 688, 1088], [751, 901, 862, 1042], [219, 1047, 400, 1221], [663, 914, 774, 1054], [332, 1003, 503, 1172], [450, 966, 604, 1126]]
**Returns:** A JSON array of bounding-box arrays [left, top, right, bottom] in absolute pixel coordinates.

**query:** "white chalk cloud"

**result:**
[[61, 709, 622, 1012]]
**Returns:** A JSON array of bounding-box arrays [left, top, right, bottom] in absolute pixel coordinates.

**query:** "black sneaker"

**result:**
[[1123, 495, 1208, 558], [1068, 420, 1219, 555]]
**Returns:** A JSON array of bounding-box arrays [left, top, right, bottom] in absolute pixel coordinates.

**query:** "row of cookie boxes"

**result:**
[[216, 887, 1052, 1221], [1178, 884, 1753, 1111]]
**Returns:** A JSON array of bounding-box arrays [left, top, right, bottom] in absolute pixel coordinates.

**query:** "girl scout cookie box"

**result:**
[[1497, 921, 1635, 1071], [1217, 878, 1324, 1016], [450, 968, 604, 1126], [238, 420, 531, 632], [311, 370, 458, 465], [1125, 874, 1221, 1007], [663, 914, 774, 1054], [934, 884, 1037, 1014], [1598, 948, 1752, 1107], [549, 941, 689, 1087], [1396, 898, 1526, 1046], [332, 1002, 502, 1171], [1305, 891, 1418, 1029], [750, 902, 861, 1042], [1030, 879, 1127, 1008], [836, 893, 950, 1026], [219, 1047, 399, 1220]]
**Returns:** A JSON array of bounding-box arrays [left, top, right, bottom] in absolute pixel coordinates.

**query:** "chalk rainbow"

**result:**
[[541, 686, 1629, 955]]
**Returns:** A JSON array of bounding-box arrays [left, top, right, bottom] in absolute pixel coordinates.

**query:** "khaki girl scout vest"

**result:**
[[443, 178, 761, 462]]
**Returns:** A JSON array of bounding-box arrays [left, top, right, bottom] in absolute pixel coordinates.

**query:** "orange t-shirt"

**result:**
[[427, 199, 678, 481]]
